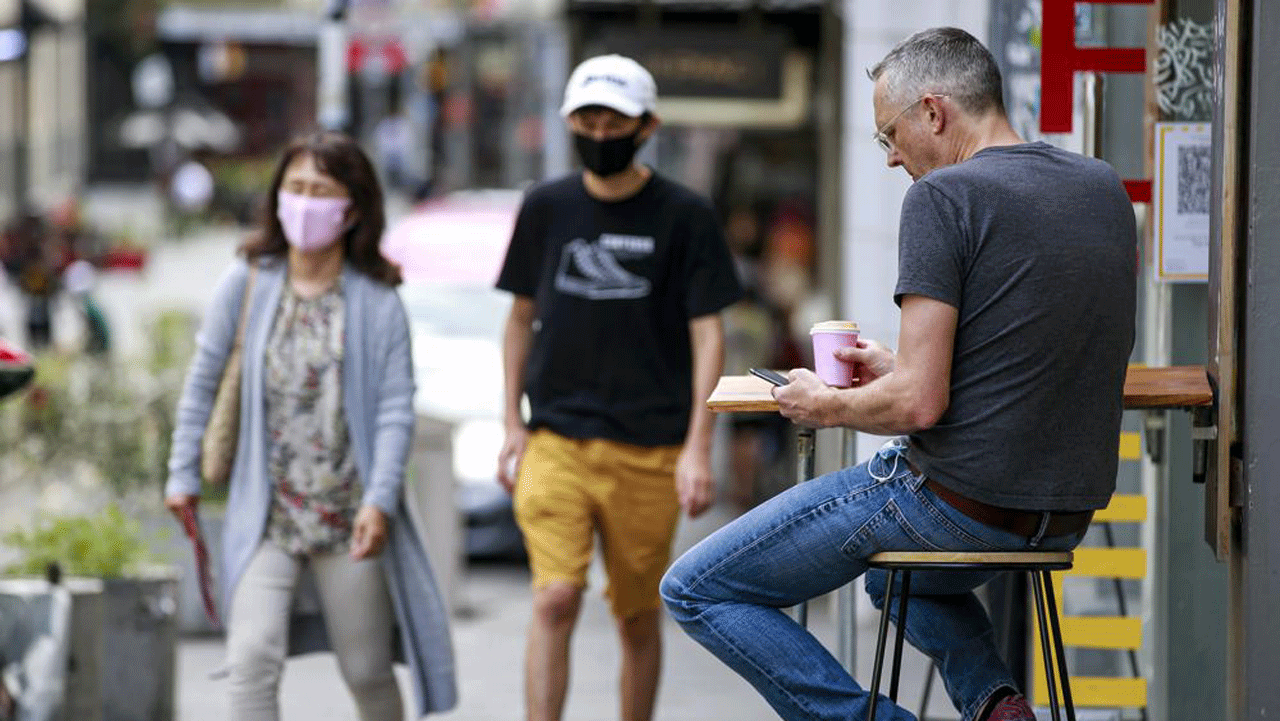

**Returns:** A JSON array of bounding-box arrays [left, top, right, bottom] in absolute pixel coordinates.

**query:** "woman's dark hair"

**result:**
[[242, 130, 402, 286]]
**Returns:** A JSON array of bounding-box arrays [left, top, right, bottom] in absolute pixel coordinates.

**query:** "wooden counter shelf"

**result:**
[[709, 365, 1213, 414]]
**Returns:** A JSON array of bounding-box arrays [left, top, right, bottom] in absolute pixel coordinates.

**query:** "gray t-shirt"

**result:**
[[896, 141, 1136, 511]]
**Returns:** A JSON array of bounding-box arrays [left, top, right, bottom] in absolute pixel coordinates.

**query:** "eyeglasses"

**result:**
[[872, 93, 949, 153]]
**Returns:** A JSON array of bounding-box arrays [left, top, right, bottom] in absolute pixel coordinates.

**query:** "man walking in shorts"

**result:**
[[495, 54, 743, 721]]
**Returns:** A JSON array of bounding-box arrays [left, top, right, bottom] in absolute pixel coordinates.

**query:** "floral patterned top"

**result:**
[[263, 280, 361, 555]]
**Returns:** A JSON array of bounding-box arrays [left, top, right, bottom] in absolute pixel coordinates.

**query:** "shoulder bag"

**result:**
[[200, 264, 257, 484]]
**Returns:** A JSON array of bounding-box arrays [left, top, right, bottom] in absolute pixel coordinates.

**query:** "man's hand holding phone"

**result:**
[[753, 366, 828, 425], [749, 368, 790, 387], [769, 369, 839, 428]]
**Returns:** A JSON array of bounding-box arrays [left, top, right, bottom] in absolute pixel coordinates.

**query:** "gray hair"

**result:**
[[869, 27, 1005, 117]]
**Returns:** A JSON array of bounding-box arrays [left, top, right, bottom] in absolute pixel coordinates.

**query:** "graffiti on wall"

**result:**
[[1156, 18, 1214, 122]]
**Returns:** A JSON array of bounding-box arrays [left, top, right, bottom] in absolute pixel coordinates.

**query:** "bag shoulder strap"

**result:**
[[233, 264, 258, 349]]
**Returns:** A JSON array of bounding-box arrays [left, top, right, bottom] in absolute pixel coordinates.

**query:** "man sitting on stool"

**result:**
[[661, 27, 1137, 721]]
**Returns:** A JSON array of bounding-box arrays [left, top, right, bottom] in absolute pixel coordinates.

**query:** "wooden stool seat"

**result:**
[[865, 550, 1078, 721], [868, 550, 1073, 570]]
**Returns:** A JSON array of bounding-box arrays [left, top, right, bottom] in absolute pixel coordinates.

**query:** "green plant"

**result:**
[[18, 354, 74, 456], [2, 505, 167, 578], [0, 330, 191, 496]]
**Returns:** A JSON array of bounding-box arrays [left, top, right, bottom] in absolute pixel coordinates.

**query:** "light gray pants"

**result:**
[[226, 542, 403, 721]]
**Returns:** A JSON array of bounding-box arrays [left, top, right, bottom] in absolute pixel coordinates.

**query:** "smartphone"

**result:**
[[749, 368, 790, 387]]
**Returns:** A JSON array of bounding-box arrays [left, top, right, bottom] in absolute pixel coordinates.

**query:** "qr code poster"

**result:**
[[1154, 122, 1212, 282]]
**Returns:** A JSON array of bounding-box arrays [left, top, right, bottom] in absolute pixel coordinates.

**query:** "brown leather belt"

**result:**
[[909, 461, 1094, 538]]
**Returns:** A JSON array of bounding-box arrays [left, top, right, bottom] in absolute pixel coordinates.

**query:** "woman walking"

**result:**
[[164, 130, 456, 720]]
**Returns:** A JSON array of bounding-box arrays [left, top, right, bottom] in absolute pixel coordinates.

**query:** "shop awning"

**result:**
[[157, 6, 464, 47], [567, 0, 823, 10]]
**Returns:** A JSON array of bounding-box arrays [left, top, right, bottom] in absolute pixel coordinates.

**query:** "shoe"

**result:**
[[986, 693, 1036, 721]]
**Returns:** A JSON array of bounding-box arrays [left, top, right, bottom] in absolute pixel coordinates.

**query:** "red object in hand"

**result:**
[[178, 506, 221, 627]]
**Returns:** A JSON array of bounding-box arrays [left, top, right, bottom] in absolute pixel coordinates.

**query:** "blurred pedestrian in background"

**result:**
[[495, 54, 743, 721], [61, 259, 111, 357], [1, 212, 58, 350], [719, 201, 791, 510], [374, 104, 413, 193], [0, 200, 110, 355], [759, 198, 821, 369], [163, 130, 457, 721]]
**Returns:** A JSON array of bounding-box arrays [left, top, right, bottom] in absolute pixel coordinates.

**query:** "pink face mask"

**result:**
[[276, 191, 352, 252]]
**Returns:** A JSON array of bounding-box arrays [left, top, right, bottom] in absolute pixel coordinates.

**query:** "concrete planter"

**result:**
[[0, 577, 104, 721], [0, 573, 178, 721], [100, 575, 178, 721]]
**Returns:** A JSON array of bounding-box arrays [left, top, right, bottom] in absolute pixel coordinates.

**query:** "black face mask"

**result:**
[[573, 130, 642, 177]]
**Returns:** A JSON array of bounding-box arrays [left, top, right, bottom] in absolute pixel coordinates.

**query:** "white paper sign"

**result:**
[[1154, 122, 1211, 282]]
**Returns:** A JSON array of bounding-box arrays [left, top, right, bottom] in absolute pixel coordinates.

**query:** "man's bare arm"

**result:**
[[497, 295, 537, 491], [676, 313, 725, 517], [773, 295, 957, 435]]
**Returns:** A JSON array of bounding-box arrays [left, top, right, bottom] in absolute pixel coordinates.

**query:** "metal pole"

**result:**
[[793, 427, 816, 628], [539, 23, 570, 181], [796, 427, 816, 481], [14, 0, 42, 210], [835, 429, 858, 673], [318, 0, 350, 131], [14, 34, 28, 209]]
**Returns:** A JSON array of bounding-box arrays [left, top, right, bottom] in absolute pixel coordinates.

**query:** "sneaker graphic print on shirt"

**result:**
[[554, 234, 654, 300]]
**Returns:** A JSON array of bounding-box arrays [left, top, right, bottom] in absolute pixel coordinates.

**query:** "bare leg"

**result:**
[[617, 608, 662, 721], [525, 582, 583, 721]]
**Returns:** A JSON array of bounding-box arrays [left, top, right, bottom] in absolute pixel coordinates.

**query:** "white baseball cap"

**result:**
[[560, 54, 657, 119]]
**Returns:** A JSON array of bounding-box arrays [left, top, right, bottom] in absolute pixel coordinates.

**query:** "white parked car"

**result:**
[[384, 190, 525, 560]]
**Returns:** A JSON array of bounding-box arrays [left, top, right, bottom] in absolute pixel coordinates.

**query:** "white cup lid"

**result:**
[[810, 320, 860, 334]]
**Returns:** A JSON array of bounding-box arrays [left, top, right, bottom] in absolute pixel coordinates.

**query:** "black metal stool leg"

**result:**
[[917, 659, 936, 721], [867, 568, 897, 721], [1030, 571, 1063, 721], [865, 556, 1075, 721], [889, 570, 912, 702], [1041, 570, 1077, 721]]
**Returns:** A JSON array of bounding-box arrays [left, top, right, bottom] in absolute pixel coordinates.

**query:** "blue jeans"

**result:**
[[660, 439, 1086, 721]]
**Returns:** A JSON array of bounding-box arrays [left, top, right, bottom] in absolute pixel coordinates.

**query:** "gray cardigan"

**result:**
[[166, 257, 457, 716]]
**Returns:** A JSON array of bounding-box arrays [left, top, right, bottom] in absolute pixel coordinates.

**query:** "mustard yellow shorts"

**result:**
[[514, 429, 682, 619]]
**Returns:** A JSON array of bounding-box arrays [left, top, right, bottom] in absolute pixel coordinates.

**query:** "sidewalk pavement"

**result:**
[[176, 505, 961, 721]]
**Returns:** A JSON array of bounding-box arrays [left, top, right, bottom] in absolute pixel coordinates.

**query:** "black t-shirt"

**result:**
[[496, 172, 743, 445]]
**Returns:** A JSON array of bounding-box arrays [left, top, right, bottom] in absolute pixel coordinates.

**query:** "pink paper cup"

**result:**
[[810, 321, 860, 387]]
